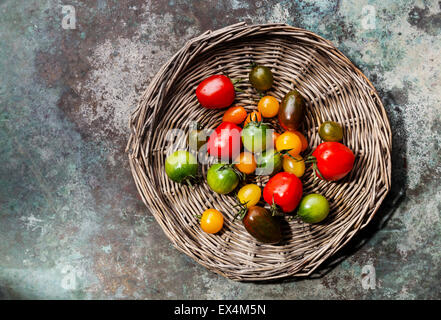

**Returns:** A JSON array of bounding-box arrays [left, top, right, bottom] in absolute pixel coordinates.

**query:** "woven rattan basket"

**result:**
[[126, 22, 392, 281]]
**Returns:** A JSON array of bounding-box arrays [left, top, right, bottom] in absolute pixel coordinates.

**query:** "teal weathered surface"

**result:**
[[0, 0, 440, 299]]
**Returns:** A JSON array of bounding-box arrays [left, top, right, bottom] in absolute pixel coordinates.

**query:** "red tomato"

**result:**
[[263, 172, 303, 213], [207, 122, 242, 160], [311, 142, 355, 181], [196, 75, 235, 109]]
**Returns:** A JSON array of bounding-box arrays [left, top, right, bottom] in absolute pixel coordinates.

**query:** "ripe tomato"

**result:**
[[223, 105, 247, 124], [278, 90, 305, 131], [283, 155, 305, 178], [276, 131, 302, 157], [237, 184, 261, 208], [200, 209, 224, 234], [242, 206, 281, 244], [196, 75, 235, 109], [263, 172, 303, 213], [258, 96, 279, 118], [243, 111, 262, 126], [311, 142, 355, 181], [207, 122, 242, 160], [293, 131, 308, 152], [271, 131, 280, 149], [234, 152, 257, 174]]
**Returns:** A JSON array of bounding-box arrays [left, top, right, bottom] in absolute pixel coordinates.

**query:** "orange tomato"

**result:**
[[244, 111, 262, 126], [258, 96, 279, 118], [200, 209, 224, 234], [222, 105, 247, 124], [276, 131, 302, 157], [271, 131, 280, 150], [293, 131, 308, 152], [234, 152, 257, 174]]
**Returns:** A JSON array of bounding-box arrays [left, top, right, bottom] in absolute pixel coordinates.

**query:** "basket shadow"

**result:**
[[249, 92, 408, 285]]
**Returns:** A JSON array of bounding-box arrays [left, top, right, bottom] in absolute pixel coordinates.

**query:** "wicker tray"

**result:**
[[126, 22, 392, 281]]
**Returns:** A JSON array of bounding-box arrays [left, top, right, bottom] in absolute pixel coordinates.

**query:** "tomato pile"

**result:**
[[165, 65, 355, 244]]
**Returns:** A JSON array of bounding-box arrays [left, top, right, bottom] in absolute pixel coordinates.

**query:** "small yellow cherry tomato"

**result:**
[[283, 155, 305, 177], [276, 131, 302, 157], [258, 96, 279, 118], [237, 184, 261, 208], [200, 209, 224, 234], [234, 152, 257, 174]]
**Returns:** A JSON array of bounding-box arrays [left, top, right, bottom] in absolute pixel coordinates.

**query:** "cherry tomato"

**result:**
[[237, 184, 261, 208], [297, 194, 330, 224], [200, 209, 224, 233], [278, 90, 305, 131], [165, 150, 198, 183], [207, 163, 239, 194], [263, 172, 303, 213], [276, 131, 302, 157], [196, 75, 235, 109], [234, 152, 257, 174], [243, 111, 262, 126], [207, 122, 242, 160], [283, 155, 305, 178], [241, 121, 270, 153], [311, 142, 355, 181], [293, 131, 308, 152], [256, 149, 282, 176], [242, 206, 281, 243], [223, 105, 247, 124], [249, 65, 274, 91], [319, 121, 343, 142], [271, 131, 280, 149], [258, 96, 279, 118]]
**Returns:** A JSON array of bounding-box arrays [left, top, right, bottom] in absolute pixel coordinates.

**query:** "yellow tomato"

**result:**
[[234, 152, 257, 174], [200, 209, 224, 234], [237, 184, 261, 208], [283, 155, 305, 177], [276, 131, 302, 157], [258, 96, 279, 118]]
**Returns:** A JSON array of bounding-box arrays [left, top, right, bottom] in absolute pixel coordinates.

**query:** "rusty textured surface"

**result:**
[[0, 0, 440, 299]]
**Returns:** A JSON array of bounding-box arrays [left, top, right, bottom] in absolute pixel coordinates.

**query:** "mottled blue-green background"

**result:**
[[0, 0, 440, 299]]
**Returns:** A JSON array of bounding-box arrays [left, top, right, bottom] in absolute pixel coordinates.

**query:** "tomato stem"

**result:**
[[233, 198, 249, 222], [304, 156, 325, 180]]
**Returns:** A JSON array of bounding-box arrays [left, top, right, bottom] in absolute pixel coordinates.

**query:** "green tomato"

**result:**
[[249, 65, 273, 91], [207, 163, 239, 194], [165, 150, 198, 183], [319, 121, 343, 142], [297, 194, 330, 224], [241, 122, 269, 153], [256, 149, 282, 176]]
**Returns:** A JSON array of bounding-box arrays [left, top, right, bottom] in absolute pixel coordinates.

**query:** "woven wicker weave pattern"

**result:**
[[126, 22, 392, 281]]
